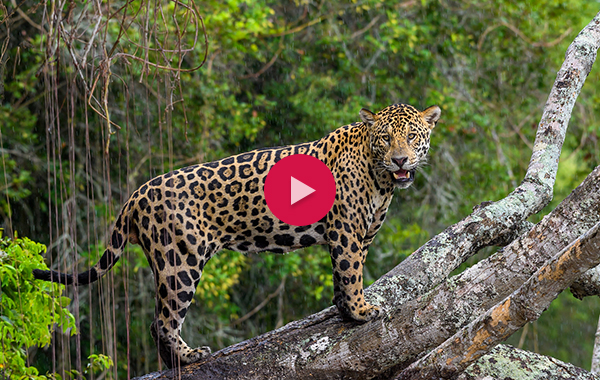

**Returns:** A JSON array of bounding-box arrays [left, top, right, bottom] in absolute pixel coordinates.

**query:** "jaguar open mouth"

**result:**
[[392, 168, 416, 183]]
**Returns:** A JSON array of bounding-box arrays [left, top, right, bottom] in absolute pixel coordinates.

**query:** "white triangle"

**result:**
[[290, 176, 316, 205]]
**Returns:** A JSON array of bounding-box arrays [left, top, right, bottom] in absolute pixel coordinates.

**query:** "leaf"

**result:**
[[0, 315, 14, 326]]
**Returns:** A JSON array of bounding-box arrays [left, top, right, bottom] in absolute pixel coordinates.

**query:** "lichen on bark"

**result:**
[[458, 345, 600, 380]]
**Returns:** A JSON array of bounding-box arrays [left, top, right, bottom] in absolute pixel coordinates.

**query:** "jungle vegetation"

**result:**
[[1, 0, 600, 378]]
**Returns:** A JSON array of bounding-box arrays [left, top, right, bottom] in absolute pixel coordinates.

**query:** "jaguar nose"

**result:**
[[392, 157, 408, 169]]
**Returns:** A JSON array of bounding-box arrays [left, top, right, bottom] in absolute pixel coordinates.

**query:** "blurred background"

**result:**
[[1, 0, 600, 378]]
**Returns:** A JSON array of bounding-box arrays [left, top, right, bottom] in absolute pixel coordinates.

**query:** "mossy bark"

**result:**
[[458, 345, 600, 380]]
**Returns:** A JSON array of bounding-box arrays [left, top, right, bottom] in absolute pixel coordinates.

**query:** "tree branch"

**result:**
[[365, 7, 600, 336], [229, 276, 286, 327], [398, 222, 600, 379], [592, 313, 600, 374]]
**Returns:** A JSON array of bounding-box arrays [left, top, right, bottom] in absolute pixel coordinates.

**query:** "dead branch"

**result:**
[[9, 0, 42, 31], [478, 21, 573, 51], [229, 276, 286, 327], [239, 40, 284, 79], [378, 164, 600, 378]]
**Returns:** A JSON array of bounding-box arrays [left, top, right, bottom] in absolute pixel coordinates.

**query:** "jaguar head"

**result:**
[[361, 103, 440, 189]]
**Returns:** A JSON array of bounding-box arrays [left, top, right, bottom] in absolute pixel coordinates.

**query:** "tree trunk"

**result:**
[[131, 11, 600, 380]]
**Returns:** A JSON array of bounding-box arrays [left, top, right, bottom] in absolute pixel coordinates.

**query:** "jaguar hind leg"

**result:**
[[150, 279, 211, 368], [135, 191, 216, 367], [150, 319, 210, 368], [150, 247, 212, 367]]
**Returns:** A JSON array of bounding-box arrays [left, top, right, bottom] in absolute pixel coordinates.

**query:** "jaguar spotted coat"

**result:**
[[34, 103, 441, 368]]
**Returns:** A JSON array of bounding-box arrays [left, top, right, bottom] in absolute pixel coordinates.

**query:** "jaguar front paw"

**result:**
[[334, 295, 380, 323], [355, 303, 380, 322]]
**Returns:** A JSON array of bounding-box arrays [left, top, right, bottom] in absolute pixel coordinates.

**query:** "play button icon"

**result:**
[[290, 176, 315, 205], [264, 154, 336, 226]]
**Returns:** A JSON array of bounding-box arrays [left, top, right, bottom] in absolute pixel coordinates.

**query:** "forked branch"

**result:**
[[398, 222, 600, 379]]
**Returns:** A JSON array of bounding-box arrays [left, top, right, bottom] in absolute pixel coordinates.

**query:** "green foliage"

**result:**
[[86, 354, 113, 376], [0, 234, 75, 379], [368, 221, 430, 280], [197, 250, 247, 314]]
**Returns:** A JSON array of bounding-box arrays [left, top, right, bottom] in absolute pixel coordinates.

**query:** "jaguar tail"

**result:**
[[33, 204, 130, 286]]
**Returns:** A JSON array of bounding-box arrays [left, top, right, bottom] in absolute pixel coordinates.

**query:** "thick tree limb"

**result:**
[[398, 222, 600, 379], [132, 12, 600, 380], [458, 345, 600, 380]]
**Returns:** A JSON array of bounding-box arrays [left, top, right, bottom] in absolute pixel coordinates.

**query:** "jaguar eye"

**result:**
[[383, 135, 391, 142], [408, 133, 416, 140]]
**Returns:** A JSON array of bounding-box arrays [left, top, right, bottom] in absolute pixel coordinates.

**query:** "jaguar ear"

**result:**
[[421, 105, 441, 129], [359, 108, 378, 127]]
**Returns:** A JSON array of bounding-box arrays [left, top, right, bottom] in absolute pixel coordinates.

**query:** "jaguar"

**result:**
[[34, 103, 440, 368]]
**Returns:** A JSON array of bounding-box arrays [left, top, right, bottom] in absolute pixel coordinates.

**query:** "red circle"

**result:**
[[264, 154, 336, 226]]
